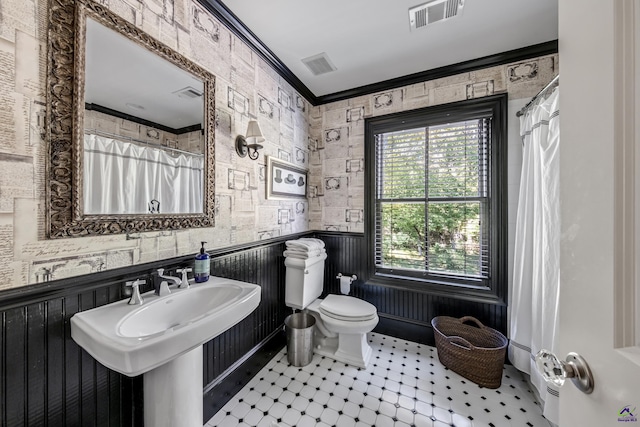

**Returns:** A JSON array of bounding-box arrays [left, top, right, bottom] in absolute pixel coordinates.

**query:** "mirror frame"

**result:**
[[46, 0, 216, 238]]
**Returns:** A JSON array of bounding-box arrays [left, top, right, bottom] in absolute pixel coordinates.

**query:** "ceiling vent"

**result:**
[[409, 0, 465, 31], [173, 86, 203, 99], [301, 52, 337, 76]]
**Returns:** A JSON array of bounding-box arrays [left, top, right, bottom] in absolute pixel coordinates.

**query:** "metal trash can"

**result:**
[[285, 312, 316, 367]]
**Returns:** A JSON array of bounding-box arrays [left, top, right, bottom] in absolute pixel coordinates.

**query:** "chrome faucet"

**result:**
[[126, 279, 146, 305], [176, 267, 192, 289], [155, 280, 171, 296], [156, 268, 181, 296]]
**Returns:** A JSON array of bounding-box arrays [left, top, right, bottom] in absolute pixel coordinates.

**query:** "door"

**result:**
[[558, 0, 640, 426]]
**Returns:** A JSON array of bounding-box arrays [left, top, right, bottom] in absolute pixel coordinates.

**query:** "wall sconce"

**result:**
[[235, 120, 265, 160]]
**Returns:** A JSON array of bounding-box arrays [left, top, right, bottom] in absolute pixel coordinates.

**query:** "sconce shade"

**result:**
[[236, 120, 265, 160], [245, 120, 265, 142]]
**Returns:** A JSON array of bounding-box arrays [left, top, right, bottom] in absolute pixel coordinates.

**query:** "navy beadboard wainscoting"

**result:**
[[318, 232, 507, 346], [0, 231, 506, 426], [0, 233, 298, 427]]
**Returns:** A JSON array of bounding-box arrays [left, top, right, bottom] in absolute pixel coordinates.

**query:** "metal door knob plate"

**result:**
[[535, 349, 594, 394]]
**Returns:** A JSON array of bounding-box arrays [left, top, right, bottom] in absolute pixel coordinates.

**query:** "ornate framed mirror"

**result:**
[[46, 0, 216, 238]]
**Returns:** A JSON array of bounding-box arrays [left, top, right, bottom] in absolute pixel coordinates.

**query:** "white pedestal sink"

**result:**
[[144, 346, 203, 426], [70, 276, 261, 427]]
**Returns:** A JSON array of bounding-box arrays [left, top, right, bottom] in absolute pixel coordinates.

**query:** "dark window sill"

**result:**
[[365, 273, 506, 306]]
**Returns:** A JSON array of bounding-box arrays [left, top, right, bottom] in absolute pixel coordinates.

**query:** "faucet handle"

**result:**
[[126, 279, 146, 287], [157, 268, 165, 276], [125, 279, 145, 305], [176, 268, 192, 289]]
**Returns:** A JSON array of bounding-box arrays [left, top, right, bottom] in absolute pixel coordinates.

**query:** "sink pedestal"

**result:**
[[70, 277, 261, 426], [144, 346, 203, 427]]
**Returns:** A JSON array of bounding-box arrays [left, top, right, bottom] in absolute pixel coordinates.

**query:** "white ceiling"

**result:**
[[85, 18, 204, 130], [221, 0, 558, 97]]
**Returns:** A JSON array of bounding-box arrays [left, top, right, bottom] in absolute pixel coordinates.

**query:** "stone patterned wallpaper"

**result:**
[[0, 0, 558, 289], [307, 55, 558, 232], [0, 0, 311, 289]]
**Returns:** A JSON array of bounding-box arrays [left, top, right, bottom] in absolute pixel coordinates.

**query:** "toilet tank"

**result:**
[[284, 253, 327, 310]]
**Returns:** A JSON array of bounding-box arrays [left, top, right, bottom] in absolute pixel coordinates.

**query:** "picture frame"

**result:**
[[266, 156, 308, 199]]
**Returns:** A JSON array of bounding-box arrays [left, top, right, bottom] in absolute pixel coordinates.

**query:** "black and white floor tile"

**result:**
[[205, 333, 550, 427]]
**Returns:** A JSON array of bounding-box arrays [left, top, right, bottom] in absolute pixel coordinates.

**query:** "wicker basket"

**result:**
[[431, 316, 508, 389]]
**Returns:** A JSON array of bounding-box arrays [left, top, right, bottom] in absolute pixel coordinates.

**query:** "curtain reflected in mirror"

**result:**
[[83, 133, 204, 215], [46, 0, 216, 238], [83, 17, 206, 216]]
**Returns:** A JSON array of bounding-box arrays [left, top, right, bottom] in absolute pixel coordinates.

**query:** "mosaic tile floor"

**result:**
[[205, 333, 550, 427]]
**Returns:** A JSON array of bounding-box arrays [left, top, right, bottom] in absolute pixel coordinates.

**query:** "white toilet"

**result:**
[[284, 253, 379, 368]]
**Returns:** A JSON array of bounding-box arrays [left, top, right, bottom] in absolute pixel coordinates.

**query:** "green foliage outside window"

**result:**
[[377, 120, 487, 277]]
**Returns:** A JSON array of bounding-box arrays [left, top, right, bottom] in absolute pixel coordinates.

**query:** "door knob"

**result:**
[[535, 349, 594, 394]]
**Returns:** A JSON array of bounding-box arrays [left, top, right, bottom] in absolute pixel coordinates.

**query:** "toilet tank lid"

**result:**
[[320, 295, 377, 319], [284, 253, 327, 269]]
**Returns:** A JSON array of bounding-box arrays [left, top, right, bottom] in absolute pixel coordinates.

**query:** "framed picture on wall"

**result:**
[[266, 156, 308, 199]]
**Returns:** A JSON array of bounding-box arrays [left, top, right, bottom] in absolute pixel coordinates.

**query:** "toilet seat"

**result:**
[[304, 296, 379, 368], [319, 295, 377, 322]]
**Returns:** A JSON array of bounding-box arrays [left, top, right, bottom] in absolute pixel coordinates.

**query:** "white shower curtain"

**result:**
[[508, 86, 560, 425], [83, 134, 204, 215]]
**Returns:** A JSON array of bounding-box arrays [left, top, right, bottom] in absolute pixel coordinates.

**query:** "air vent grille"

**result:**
[[446, 0, 460, 17], [414, 7, 428, 28], [409, 0, 464, 31], [301, 52, 337, 76], [173, 86, 203, 99]]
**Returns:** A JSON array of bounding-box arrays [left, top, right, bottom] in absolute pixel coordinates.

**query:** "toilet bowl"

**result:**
[[305, 295, 378, 368], [318, 295, 378, 334], [283, 245, 379, 368]]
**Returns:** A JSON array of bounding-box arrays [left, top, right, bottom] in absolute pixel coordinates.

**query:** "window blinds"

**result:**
[[374, 118, 491, 278]]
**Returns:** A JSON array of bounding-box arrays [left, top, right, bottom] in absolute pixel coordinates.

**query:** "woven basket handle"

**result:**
[[459, 316, 485, 329], [447, 336, 476, 351]]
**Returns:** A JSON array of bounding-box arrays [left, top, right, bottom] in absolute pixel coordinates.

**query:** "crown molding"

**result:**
[[196, 0, 317, 102], [315, 40, 559, 105], [197, 0, 558, 106]]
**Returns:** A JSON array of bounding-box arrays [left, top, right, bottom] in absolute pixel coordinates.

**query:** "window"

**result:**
[[365, 95, 507, 297]]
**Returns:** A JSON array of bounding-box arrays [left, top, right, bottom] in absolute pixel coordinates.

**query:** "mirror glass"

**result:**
[[46, 0, 216, 238], [83, 18, 205, 215]]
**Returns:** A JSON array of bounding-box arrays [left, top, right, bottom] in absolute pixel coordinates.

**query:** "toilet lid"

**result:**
[[319, 295, 377, 322]]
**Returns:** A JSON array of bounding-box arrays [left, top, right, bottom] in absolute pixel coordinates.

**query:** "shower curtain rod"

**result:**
[[84, 129, 204, 157], [516, 75, 560, 117]]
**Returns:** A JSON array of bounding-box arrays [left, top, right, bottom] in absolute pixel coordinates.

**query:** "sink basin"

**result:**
[[70, 276, 261, 377], [117, 285, 244, 338]]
